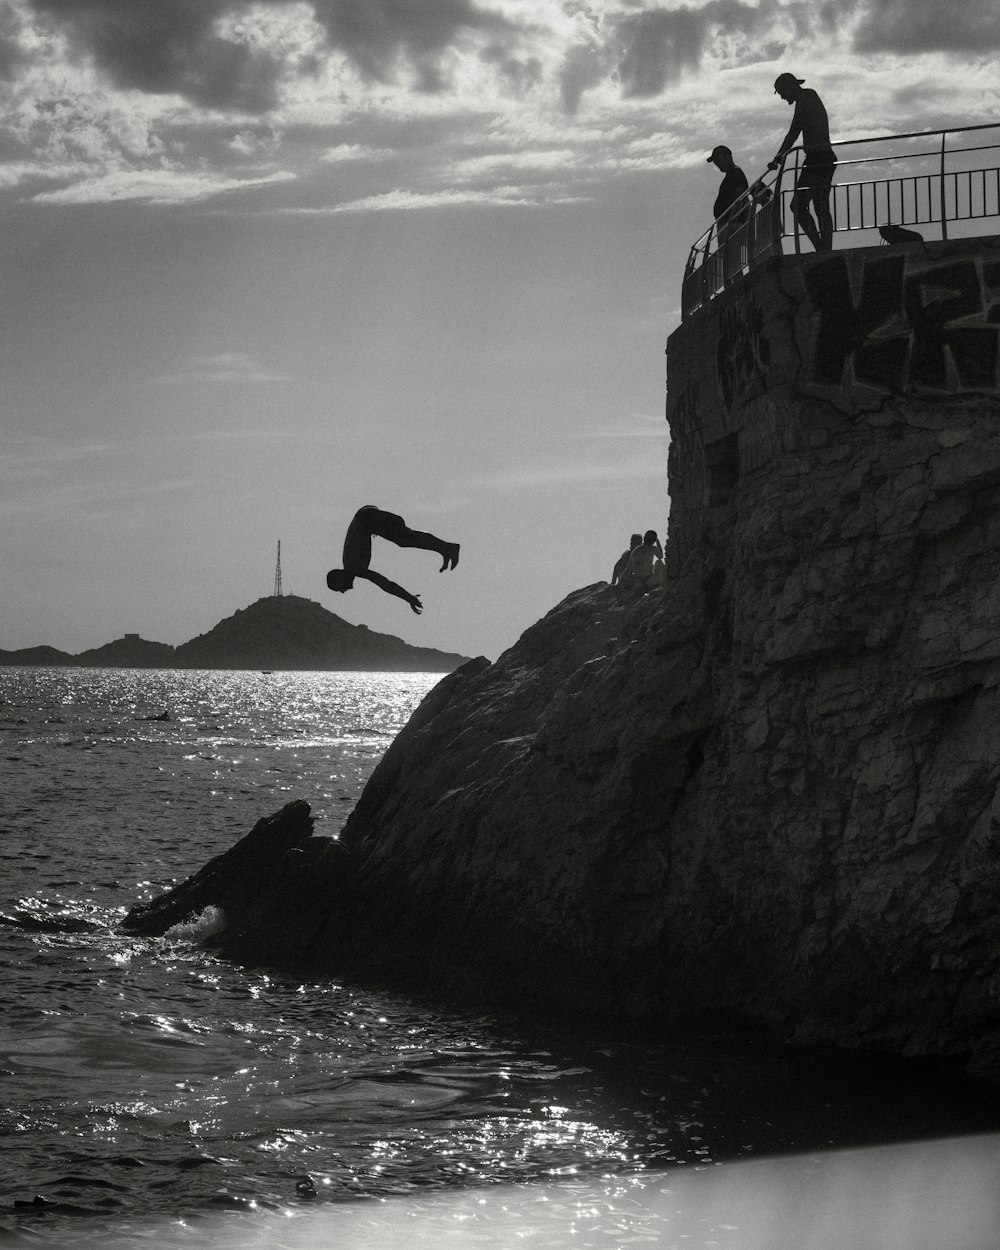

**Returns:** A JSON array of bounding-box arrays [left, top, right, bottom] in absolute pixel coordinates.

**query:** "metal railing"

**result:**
[[682, 121, 1000, 318]]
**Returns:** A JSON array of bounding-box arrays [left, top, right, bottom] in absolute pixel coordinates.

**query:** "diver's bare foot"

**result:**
[[439, 543, 460, 571]]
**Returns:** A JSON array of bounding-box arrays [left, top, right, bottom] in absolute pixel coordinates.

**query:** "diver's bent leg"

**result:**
[[391, 526, 460, 569], [392, 526, 449, 554]]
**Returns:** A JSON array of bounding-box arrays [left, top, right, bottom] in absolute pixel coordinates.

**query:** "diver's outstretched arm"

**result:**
[[360, 570, 423, 614]]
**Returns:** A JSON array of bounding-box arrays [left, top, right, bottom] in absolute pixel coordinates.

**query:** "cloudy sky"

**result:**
[[1, 0, 998, 660]]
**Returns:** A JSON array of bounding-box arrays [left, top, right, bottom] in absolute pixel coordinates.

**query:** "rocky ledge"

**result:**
[[124, 242, 1000, 1078], [125, 477, 1000, 1077]]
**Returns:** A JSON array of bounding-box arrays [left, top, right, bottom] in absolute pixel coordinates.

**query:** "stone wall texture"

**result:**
[[126, 234, 1000, 1072]]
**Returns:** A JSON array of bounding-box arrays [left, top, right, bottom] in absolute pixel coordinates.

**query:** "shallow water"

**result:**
[[47, 1134, 1000, 1250], [2, 667, 1000, 1247]]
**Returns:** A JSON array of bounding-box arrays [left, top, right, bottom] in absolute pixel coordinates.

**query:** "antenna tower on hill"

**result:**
[[273, 541, 283, 597]]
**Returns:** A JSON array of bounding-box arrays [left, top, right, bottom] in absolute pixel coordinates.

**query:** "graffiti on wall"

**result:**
[[666, 375, 700, 434], [804, 254, 1000, 395], [716, 295, 771, 412], [665, 375, 701, 495]]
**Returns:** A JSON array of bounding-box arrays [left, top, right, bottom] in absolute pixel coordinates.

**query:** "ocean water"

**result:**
[[3, 666, 1000, 1249]]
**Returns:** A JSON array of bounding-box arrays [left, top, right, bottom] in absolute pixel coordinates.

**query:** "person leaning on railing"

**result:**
[[768, 72, 836, 252], [707, 144, 750, 282], [708, 145, 749, 223]]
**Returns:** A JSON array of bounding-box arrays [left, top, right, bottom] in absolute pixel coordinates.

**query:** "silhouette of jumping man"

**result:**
[[326, 505, 460, 615], [768, 72, 836, 252]]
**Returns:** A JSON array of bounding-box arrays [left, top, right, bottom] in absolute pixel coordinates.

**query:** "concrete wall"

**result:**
[[666, 237, 1000, 570]]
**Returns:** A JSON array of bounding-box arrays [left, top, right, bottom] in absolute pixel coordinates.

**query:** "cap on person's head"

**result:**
[[774, 72, 805, 93], [707, 144, 732, 163]]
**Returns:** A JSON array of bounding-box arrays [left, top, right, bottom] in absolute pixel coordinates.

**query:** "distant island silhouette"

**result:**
[[0, 596, 471, 673]]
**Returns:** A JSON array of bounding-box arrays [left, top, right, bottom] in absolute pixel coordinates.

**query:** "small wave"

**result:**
[[165, 906, 228, 944], [0, 908, 99, 935]]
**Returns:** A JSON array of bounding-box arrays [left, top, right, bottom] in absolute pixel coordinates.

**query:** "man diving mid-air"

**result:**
[[326, 505, 460, 615]]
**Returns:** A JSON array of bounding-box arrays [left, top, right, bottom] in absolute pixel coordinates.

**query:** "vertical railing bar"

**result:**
[[940, 131, 949, 239]]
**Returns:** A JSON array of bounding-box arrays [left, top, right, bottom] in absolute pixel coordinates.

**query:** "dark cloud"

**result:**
[[615, 8, 704, 97], [559, 40, 609, 114], [479, 41, 544, 98], [612, 1, 777, 98], [22, 0, 998, 121], [27, 0, 286, 111], [851, 0, 1000, 54], [309, 0, 517, 89], [0, 5, 27, 80], [24, 0, 520, 110], [595, 0, 1000, 106], [0, 35, 24, 80]]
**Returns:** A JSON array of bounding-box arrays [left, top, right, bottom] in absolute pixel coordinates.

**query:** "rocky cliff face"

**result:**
[[321, 238, 1000, 1063], [125, 236, 1000, 1072]]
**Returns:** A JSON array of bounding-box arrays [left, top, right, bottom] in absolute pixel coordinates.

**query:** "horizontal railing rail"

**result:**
[[682, 121, 1000, 319]]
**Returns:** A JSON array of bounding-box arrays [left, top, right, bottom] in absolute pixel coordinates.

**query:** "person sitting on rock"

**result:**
[[326, 505, 460, 615], [612, 533, 642, 585], [624, 530, 664, 595]]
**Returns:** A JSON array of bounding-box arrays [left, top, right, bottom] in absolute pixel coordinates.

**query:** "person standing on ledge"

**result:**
[[768, 72, 836, 252], [707, 144, 750, 280], [326, 505, 460, 615], [708, 144, 749, 225]]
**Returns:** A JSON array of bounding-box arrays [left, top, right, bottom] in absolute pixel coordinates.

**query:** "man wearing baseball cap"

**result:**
[[707, 145, 750, 282], [707, 145, 749, 222], [768, 73, 836, 251]]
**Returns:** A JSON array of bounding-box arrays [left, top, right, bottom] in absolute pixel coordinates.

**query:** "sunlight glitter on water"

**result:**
[[16, 1134, 1000, 1250], [5, 668, 1000, 1246]]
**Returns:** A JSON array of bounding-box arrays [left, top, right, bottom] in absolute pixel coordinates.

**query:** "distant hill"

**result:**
[[0, 596, 471, 673], [0, 644, 73, 666], [76, 636, 177, 668], [174, 596, 469, 672]]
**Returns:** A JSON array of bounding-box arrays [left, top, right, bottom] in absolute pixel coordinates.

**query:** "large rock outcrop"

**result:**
[[125, 235, 1000, 1072]]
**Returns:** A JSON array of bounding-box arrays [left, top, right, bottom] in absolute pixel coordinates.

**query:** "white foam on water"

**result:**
[[164, 906, 228, 943], [36, 1132, 1000, 1250]]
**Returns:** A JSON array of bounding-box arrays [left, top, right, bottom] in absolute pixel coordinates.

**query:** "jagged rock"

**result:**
[[321, 239, 1000, 1056], [126, 235, 1000, 1070], [120, 801, 337, 959]]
